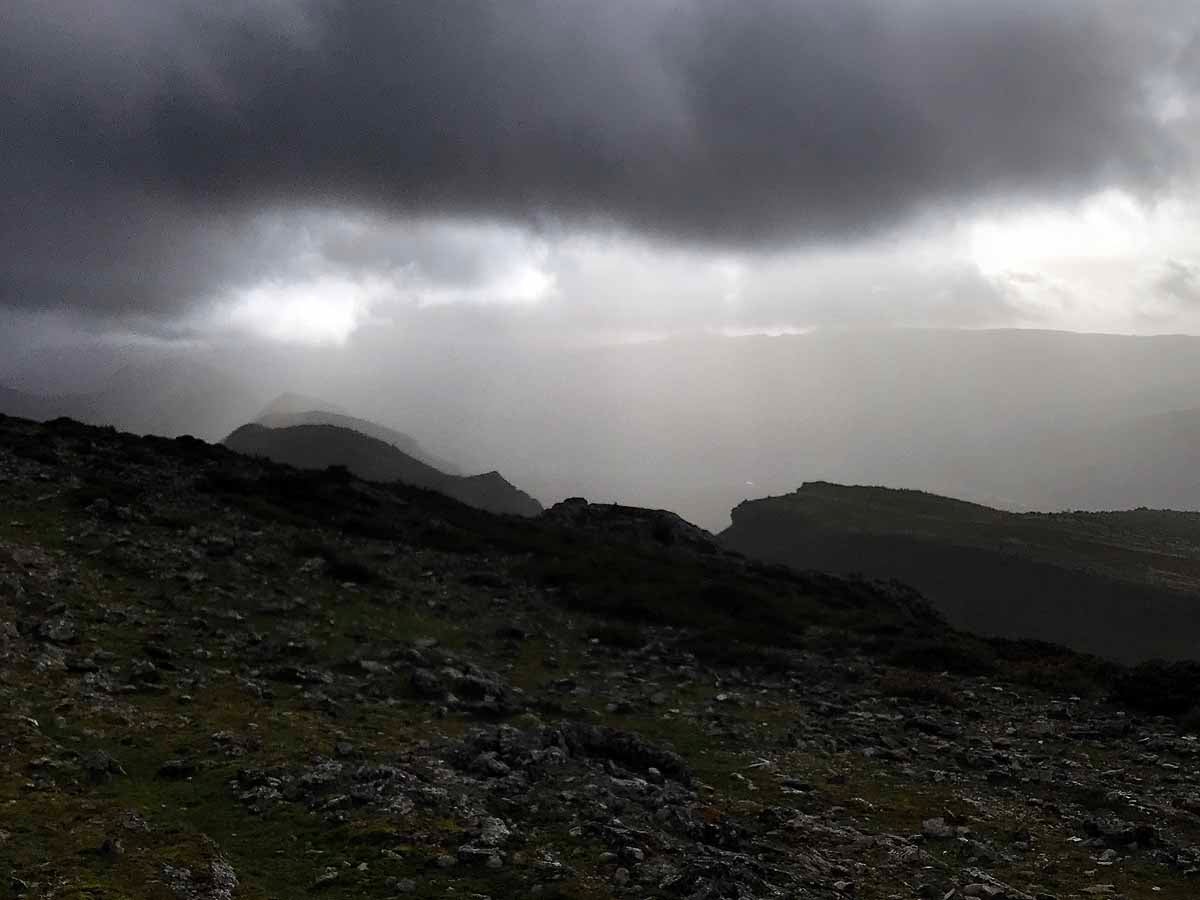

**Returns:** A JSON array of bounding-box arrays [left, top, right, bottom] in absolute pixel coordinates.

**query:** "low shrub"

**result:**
[[1113, 659, 1200, 716], [881, 635, 997, 676], [879, 669, 961, 707], [587, 623, 646, 650], [679, 633, 799, 673], [294, 539, 385, 586], [69, 475, 144, 512]]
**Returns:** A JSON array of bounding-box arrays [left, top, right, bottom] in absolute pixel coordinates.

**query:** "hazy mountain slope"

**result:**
[[0, 385, 62, 421], [258, 391, 349, 417], [721, 481, 1200, 662], [87, 361, 262, 439], [1007, 406, 1200, 512], [326, 328, 1200, 530], [9, 328, 1200, 528], [256, 408, 463, 474], [224, 422, 542, 517]]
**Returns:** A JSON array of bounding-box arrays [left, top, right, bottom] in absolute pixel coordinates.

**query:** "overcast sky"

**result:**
[[3, 1, 1200, 357]]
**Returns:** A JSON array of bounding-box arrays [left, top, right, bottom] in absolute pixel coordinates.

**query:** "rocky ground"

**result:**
[[4, 415, 1200, 900]]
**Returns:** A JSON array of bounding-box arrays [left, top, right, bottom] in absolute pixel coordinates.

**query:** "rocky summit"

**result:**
[[6, 415, 1200, 900]]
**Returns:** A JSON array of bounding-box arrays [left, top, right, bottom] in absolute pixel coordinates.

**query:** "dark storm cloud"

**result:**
[[0, 0, 1192, 317]]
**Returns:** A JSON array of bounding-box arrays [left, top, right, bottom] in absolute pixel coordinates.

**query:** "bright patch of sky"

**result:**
[[185, 187, 1200, 347], [213, 275, 390, 346]]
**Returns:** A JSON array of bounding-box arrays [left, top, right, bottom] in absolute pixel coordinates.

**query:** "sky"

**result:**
[[2, 0, 1200, 359]]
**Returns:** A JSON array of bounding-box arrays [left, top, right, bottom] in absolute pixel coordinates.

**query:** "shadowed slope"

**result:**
[[256, 408, 463, 474], [722, 481, 1200, 662], [224, 422, 541, 517]]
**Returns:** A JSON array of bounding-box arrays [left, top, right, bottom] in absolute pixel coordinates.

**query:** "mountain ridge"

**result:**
[[722, 481, 1200, 662], [223, 421, 542, 517], [254, 407, 463, 475]]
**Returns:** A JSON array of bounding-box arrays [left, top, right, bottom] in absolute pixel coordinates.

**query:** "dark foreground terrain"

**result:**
[[6, 417, 1200, 899], [723, 482, 1200, 662]]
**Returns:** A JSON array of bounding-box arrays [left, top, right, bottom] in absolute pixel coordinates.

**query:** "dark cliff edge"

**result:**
[[722, 481, 1200, 663]]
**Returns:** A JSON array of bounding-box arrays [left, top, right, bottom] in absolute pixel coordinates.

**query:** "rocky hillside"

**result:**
[[224, 422, 542, 518], [722, 482, 1200, 663], [7, 416, 1200, 899]]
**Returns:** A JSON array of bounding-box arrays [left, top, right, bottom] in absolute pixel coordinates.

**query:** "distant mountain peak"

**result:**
[[252, 405, 464, 476], [257, 392, 348, 418]]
